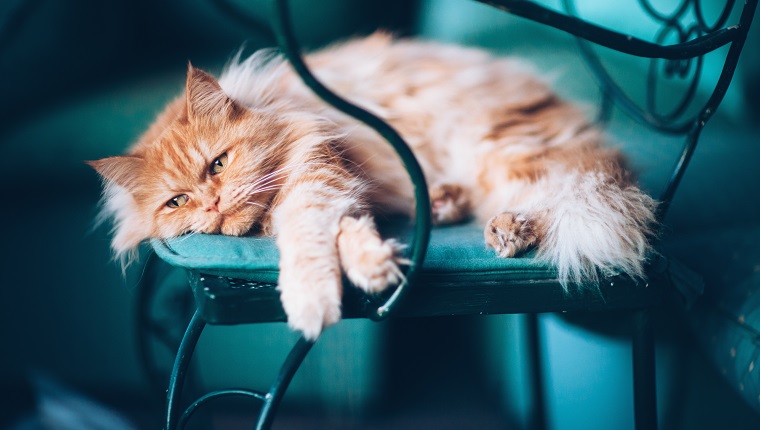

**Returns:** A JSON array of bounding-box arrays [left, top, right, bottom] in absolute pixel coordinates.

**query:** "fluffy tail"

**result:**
[[536, 171, 658, 287]]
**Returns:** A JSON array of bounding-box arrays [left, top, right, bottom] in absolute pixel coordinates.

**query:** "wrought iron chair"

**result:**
[[139, 0, 758, 429]]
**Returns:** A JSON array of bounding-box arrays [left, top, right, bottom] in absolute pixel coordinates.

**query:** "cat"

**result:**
[[89, 32, 657, 340]]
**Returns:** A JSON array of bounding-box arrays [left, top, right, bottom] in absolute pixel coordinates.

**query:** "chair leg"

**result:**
[[526, 313, 547, 430], [255, 336, 315, 430], [632, 309, 657, 430], [165, 310, 206, 430]]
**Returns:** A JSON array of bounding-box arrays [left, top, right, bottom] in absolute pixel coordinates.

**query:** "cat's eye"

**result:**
[[210, 153, 228, 175], [167, 194, 189, 208]]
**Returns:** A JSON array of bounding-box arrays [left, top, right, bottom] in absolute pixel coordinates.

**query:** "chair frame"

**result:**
[[140, 0, 758, 429]]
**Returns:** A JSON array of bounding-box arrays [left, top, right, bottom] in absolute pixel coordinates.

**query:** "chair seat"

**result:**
[[152, 221, 671, 325]]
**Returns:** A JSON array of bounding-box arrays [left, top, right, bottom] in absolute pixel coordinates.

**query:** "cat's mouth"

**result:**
[[185, 196, 271, 237]]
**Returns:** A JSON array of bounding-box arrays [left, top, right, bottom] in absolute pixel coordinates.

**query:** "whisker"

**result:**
[[174, 231, 198, 244], [248, 186, 284, 196], [229, 161, 358, 205], [246, 201, 270, 209]]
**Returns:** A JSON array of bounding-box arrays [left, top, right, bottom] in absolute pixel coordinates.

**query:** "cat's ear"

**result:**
[[186, 63, 246, 121], [87, 155, 144, 191]]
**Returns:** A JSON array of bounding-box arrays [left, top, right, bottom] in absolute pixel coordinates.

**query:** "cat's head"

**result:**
[[88, 65, 300, 266]]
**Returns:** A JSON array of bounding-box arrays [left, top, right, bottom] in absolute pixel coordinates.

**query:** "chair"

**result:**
[[138, 0, 758, 429]]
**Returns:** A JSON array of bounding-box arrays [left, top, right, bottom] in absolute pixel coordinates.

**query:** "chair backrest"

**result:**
[[477, 0, 757, 217]]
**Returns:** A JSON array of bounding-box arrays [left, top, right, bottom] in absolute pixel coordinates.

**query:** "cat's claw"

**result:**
[[485, 212, 538, 258], [345, 244, 404, 294]]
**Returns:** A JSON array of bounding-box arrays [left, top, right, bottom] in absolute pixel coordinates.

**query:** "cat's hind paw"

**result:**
[[430, 183, 471, 225], [485, 212, 538, 258], [338, 216, 405, 294]]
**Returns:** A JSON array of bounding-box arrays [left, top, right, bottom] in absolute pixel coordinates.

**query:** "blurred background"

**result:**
[[1, 0, 759, 429]]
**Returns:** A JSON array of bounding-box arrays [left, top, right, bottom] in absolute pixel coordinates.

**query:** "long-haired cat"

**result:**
[[89, 32, 657, 339]]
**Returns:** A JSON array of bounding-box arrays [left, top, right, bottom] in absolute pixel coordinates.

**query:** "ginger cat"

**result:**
[[89, 33, 656, 339]]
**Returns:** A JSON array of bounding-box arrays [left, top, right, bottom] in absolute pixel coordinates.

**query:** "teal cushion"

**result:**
[[151, 222, 554, 284]]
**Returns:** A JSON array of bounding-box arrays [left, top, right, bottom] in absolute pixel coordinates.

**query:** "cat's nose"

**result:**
[[205, 197, 221, 213]]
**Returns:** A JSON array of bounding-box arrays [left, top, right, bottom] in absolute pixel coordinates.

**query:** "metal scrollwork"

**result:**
[[636, 0, 737, 123], [560, 0, 746, 133], [480, 0, 756, 216], [646, 21, 704, 122], [692, 0, 736, 32]]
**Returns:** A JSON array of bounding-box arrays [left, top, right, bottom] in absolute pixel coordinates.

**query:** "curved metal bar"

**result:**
[[637, 0, 691, 26], [164, 321, 311, 430], [255, 336, 315, 430], [178, 389, 267, 429], [690, 0, 758, 126], [271, 0, 431, 320], [475, 0, 738, 60], [165, 311, 206, 430], [694, 0, 737, 33], [657, 125, 701, 218]]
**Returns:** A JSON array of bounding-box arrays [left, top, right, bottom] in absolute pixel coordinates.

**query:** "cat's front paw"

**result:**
[[338, 216, 404, 294], [278, 270, 342, 340], [485, 212, 538, 258], [430, 183, 470, 225]]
